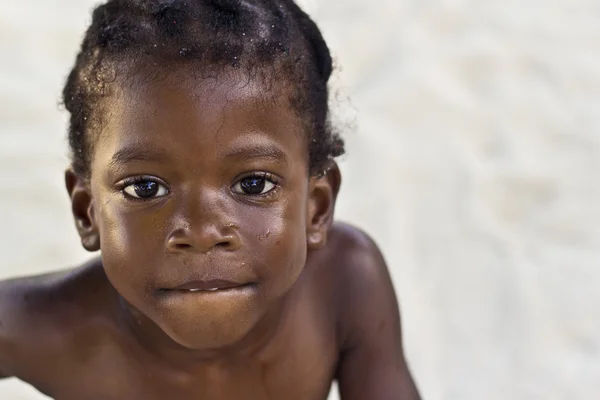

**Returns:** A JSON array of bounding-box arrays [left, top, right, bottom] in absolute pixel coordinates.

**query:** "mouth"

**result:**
[[165, 280, 252, 293]]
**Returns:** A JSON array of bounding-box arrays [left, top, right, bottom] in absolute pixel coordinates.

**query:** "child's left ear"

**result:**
[[306, 161, 342, 250]]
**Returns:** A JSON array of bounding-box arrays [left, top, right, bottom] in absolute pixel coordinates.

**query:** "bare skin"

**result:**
[[0, 69, 420, 400]]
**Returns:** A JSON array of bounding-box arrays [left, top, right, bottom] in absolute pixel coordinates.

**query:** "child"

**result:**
[[0, 0, 421, 398]]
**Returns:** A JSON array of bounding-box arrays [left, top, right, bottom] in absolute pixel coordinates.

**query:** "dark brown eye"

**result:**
[[123, 179, 168, 199], [233, 175, 276, 195], [241, 177, 265, 194]]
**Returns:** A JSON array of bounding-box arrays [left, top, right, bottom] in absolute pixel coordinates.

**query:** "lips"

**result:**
[[169, 280, 247, 292]]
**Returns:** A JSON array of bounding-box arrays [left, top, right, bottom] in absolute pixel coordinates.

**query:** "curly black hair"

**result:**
[[62, 0, 345, 179]]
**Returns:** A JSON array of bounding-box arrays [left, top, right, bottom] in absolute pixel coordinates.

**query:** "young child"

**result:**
[[0, 0, 421, 399]]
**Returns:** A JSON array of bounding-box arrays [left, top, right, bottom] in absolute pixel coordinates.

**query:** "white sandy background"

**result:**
[[1, 0, 599, 399]]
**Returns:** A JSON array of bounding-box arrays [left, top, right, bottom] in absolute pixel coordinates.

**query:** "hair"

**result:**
[[62, 0, 345, 180]]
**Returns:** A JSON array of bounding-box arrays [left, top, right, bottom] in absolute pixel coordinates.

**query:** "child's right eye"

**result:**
[[122, 177, 169, 200]]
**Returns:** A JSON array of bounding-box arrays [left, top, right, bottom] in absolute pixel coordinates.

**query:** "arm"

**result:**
[[0, 272, 68, 381], [335, 228, 421, 400], [0, 357, 8, 379], [0, 346, 8, 379], [0, 281, 15, 380]]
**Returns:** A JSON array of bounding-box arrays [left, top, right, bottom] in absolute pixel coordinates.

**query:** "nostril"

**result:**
[[166, 230, 238, 253]]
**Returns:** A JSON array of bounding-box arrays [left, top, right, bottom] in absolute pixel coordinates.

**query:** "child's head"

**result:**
[[63, 0, 344, 180], [63, 0, 344, 350]]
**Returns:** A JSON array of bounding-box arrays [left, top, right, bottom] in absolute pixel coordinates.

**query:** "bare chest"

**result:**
[[39, 336, 338, 400], [32, 308, 339, 399]]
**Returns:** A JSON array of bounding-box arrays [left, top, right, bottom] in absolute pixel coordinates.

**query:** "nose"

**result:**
[[165, 192, 241, 254], [166, 225, 240, 253]]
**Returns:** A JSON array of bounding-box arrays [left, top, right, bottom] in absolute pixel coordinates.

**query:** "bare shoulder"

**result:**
[[320, 222, 421, 399], [0, 258, 109, 380], [325, 221, 396, 325], [327, 221, 378, 251], [308, 221, 397, 340], [325, 221, 392, 298]]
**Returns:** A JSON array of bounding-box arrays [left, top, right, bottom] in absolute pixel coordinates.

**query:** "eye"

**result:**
[[232, 173, 278, 196], [122, 177, 169, 199]]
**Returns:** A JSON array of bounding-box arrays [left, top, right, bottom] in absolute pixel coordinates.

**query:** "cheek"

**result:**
[[98, 194, 171, 247], [95, 198, 167, 291], [241, 192, 308, 292]]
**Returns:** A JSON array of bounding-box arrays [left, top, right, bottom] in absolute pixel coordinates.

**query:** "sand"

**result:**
[[1, 0, 599, 398]]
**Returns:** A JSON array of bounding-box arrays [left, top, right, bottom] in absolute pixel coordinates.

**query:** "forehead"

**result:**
[[93, 68, 307, 171]]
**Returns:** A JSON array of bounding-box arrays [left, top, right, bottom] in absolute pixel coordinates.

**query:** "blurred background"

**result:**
[[1, 0, 599, 399]]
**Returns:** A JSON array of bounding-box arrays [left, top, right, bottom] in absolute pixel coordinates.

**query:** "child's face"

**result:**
[[76, 69, 335, 350]]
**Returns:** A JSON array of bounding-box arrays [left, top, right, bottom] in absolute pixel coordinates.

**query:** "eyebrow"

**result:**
[[108, 147, 171, 168], [107, 143, 289, 168], [222, 143, 289, 165]]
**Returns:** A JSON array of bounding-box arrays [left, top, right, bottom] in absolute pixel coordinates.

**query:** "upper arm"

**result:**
[[0, 275, 67, 381], [334, 226, 420, 400], [0, 280, 20, 379], [0, 339, 9, 379], [0, 313, 7, 378]]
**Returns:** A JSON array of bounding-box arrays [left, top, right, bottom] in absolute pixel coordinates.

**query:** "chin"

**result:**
[[168, 325, 255, 351], [159, 310, 263, 351], [151, 288, 266, 350]]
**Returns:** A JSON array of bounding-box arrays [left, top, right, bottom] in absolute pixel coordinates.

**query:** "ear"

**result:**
[[306, 161, 342, 250], [65, 168, 100, 252]]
